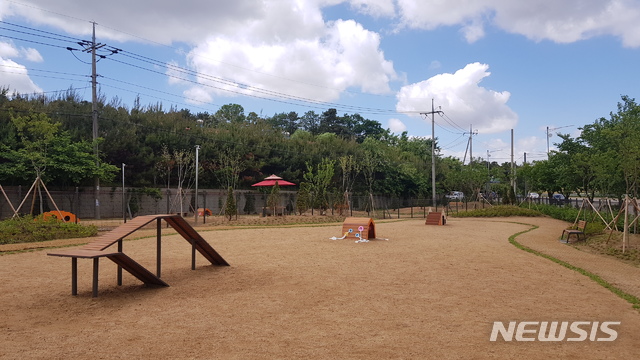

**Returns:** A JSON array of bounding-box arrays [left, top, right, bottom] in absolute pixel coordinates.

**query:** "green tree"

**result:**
[[303, 158, 335, 213], [215, 104, 246, 123], [224, 186, 237, 220], [296, 182, 312, 215], [267, 182, 281, 215]]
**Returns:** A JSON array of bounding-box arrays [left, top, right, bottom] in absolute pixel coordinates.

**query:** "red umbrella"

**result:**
[[251, 174, 296, 187]]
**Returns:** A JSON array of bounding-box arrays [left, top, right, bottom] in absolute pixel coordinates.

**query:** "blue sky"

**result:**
[[1, 0, 640, 165]]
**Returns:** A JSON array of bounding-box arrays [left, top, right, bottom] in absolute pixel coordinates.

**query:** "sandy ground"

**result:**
[[1, 216, 640, 359]]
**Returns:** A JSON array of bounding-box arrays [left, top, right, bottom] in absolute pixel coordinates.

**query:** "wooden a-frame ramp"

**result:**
[[48, 214, 229, 297]]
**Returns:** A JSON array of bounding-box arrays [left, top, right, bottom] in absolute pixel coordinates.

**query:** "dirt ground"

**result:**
[[1, 216, 640, 359]]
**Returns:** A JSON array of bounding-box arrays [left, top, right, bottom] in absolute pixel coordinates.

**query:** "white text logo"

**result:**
[[490, 321, 620, 342]]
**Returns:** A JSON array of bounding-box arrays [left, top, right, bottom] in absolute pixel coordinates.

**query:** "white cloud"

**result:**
[[349, 0, 396, 17], [187, 17, 397, 102], [396, 62, 518, 134], [166, 60, 187, 85], [1, 0, 263, 45], [393, 0, 640, 46], [2, 1, 400, 103], [0, 41, 19, 58], [183, 86, 213, 105], [0, 57, 43, 94], [0, 41, 43, 62], [22, 48, 43, 62], [428, 60, 441, 70], [388, 118, 406, 133]]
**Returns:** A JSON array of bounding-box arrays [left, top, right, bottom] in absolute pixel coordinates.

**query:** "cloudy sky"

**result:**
[[2, 0, 640, 163]]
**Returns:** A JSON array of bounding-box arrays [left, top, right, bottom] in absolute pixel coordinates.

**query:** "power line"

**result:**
[[439, 112, 467, 133], [1, 19, 444, 120], [4, 1, 91, 24], [2, 18, 404, 115], [0, 20, 83, 43]]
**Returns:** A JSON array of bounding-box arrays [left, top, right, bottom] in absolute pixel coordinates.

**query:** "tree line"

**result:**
[[1, 87, 639, 205]]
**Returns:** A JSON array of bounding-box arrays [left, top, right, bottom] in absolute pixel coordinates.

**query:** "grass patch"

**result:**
[[508, 222, 640, 310], [574, 232, 640, 266], [0, 216, 98, 245]]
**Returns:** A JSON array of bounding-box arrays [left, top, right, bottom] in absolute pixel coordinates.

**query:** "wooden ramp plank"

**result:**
[[164, 216, 229, 266], [80, 214, 170, 251], [106, 253, 169, 287]]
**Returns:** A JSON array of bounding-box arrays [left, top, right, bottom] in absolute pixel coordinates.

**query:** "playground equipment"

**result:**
[[330, 217, 387, 243], [197, 208, 212, 217], [48, 214, 229, 297], [42, 210, 78, 223], [425, 210, 446, 225]]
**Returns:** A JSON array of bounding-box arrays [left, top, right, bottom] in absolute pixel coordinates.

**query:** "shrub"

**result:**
[[0, 215, 98, 244], [224, 187, 237, 221], [452, 205, 544, 218]]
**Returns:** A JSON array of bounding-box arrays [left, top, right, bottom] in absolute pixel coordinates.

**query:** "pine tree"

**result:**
[[224, 187, 236, 220], [296, 182, 311, 215], [267, 182, 281, 215]]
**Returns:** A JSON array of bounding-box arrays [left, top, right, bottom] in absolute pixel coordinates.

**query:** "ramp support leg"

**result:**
[[157, 218, 162, 277], [71, 258, 78, 296], [191, 239, 196, 270], [92, 258, 99, 298], [117, 239, 123, 286]]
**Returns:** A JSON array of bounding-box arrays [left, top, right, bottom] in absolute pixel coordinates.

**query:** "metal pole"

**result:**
[[546, 126, 550, 159], [92, 22, 100, 220], [469, 124, 473, 164], [122, 163, 126, 223], [194, 145, 200, 223], [511, 129, 515, 194], [431, 99, 436, 207]]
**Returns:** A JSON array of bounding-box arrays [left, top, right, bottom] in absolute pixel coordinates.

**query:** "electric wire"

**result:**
[[1, 18, 477, 156]]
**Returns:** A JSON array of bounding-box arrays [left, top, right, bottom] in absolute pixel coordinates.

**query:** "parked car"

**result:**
[[550, 193, 566, 205], [528, 192, 540, 199], [445, 191, 464, 201]]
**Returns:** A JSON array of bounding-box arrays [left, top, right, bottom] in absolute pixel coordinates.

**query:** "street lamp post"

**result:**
[[122, 163, 126, 223], [194, 145, 200, 223], [546, 125, 574, 159], [486, 149, 501, 195]]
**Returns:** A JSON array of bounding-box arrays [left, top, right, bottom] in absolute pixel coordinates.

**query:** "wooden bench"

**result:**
[[561, 220, 587, 243]]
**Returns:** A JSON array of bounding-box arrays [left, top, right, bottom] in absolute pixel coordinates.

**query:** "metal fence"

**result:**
[[0, 184, 625, 223]]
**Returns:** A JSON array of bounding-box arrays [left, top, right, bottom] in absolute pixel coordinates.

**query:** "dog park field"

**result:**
[[1, 216, 640, 359]]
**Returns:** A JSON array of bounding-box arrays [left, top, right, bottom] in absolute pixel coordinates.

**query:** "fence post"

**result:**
[[410, 198, 413, 218], [203, 191, 207, 223], [166, 189, 170, 214]]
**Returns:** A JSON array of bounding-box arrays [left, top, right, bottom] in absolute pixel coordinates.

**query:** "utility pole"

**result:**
[[91, 23, 100, 219], [469, 124, 473, 164], [511, 129, 516, 195], [82, 22, 106, 219], [420, 99, 443, 207], [77, 22, 119, 219]]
